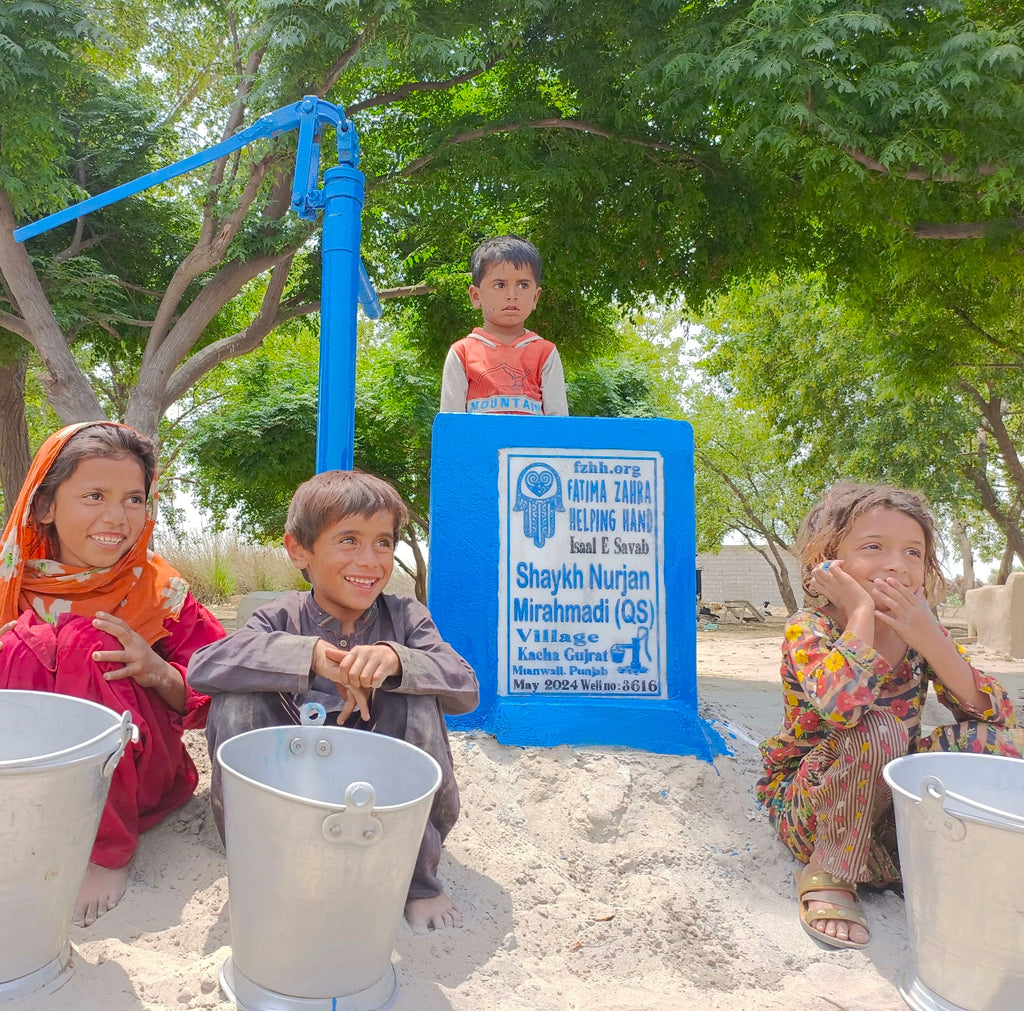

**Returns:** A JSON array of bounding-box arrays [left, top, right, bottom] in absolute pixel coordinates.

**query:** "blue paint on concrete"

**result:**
[[428, 414, 726, 759]]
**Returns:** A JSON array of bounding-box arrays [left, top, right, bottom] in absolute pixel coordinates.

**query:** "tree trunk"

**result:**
[[952, 515, 975, 594], [746, 538, 799, 612], [0, 354, 30, 520], [0, 191, 105, 424], [392, 517, 428, 603], [996, 543, 1015, 585]]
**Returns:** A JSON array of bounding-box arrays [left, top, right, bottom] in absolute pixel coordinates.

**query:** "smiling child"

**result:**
[[757, 482, 1024, 950], [188, 470, 479, 931]]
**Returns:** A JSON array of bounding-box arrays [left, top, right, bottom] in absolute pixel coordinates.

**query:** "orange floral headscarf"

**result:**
[[0, 422, 188, 644]]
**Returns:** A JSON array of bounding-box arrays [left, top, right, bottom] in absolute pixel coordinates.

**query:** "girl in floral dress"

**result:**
[[757, 483, 1022, 949], [0, 422, 224, 927]]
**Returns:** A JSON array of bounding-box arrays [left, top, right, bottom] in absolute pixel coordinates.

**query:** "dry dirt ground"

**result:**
[[11, 608, 1024, 1011]]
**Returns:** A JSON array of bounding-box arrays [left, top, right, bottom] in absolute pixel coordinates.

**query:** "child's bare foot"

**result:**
[[404, 890, 461, 932], [796, 860, 869, 949], [73, 861, 131, 927]]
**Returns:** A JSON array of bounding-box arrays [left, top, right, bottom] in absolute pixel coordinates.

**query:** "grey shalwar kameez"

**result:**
[[187, 590, 478, 899]]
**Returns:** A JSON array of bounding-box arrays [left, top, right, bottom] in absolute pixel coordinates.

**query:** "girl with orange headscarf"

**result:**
[[0, 422, 224, 927]]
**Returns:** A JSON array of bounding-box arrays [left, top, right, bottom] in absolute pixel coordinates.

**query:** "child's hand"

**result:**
[[807, 559, 877, 643], [311, 639, 389, 723], [871, 579, 942, 653], [326, 644, 400, 724], [324, 643, 400, 691], [91, 611, 186, 712], [807, 560, 874, 614]]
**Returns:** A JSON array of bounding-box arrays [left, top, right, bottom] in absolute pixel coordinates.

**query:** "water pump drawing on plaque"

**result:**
[[429, 414, 726, 758]]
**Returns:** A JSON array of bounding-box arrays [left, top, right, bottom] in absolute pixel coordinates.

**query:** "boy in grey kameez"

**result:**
[[188, 471, 478, 931]]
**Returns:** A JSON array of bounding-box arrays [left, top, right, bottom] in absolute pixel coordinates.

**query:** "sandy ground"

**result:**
[[11, 614, 1024, 1011]]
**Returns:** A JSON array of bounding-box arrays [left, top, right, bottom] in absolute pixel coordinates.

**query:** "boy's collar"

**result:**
[[470, 326, 538, 348], [305, 592, 380, 634]]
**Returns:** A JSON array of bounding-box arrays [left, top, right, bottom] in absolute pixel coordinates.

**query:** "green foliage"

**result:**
[[181, 294, 686, 543], [7, 0, 1024, 581], [0, 1, 109, 215], [183, 340, 320, 540], [693, 269, 1022, 568]]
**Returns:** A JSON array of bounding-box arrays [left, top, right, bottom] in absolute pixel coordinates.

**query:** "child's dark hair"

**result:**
[[31, 423, 157, 549], [470, 235, 542, 286], [796, 482, 945, 602], [285, 470, 409, 549]]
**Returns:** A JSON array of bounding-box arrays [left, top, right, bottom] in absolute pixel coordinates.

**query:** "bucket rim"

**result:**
[[884, 750, 1024, 795], [0, 689, 127, 772], [216, 724, 443, 813], [884, 751, 1024, 827]]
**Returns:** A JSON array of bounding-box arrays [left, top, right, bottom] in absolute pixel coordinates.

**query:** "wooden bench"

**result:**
[[722, 599, 765, 623]]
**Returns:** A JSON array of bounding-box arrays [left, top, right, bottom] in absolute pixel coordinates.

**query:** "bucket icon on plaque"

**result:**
[[216, 705, 442, 1011], [884, 752, 1024, 1011], [0, 690, 134, 1001]]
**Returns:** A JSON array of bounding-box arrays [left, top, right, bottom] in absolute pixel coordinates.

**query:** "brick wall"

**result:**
[[696, 545, 801, 608]]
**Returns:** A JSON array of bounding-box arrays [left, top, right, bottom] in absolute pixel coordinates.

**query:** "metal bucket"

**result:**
[[885, 752, 1024, 1011], [0, 690, 134, 1002], [216, 707, 442, 1011]]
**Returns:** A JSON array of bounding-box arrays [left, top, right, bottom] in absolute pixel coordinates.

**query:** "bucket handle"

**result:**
[[101, 710, 139, 779], [320, 782, 383, 847], [920, 774, 1024, 837]]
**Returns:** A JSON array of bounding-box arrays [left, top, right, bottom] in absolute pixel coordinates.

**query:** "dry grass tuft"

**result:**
[[155, 532, 306, 604]]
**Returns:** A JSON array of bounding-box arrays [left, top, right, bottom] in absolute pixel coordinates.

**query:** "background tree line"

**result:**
[[2, 0, 1023, 601]]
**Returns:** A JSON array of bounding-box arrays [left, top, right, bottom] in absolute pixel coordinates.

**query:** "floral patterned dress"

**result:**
[[756, 607, 1021, 883]]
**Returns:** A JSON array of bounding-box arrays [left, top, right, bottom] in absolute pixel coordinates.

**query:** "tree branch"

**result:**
[[347, 59, 499, 114], [161, 255, 295, 408], [151, 251, 289, 381], [321, 22, 378, 95], [385, 119, 707, 182], [958, 378, 1024, 507], [52, 216, 87, 264], [143, 152, 275, 359], [913, 222, 992, 240], [946, 304, 1024, 365], [844, 145, 998, 182], [963, 459, 1024, 562], [0, 309, 32, 339], [276, 283, 436, 323]]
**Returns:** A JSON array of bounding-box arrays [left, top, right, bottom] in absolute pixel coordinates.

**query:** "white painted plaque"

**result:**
[[498, 449, 666, 697]]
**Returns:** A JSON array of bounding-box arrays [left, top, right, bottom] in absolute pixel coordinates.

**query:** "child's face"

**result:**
[[468, 260, 541, 342], [39, 455, 148, 568], [834, 507, 927, 602], [285, 510, 396, 627]]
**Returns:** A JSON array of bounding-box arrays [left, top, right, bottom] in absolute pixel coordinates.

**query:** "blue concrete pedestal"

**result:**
[[428, 414, 726, 759]]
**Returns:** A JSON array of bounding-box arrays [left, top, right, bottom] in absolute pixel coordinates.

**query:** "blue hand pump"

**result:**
[[13, 96, 378, 472]]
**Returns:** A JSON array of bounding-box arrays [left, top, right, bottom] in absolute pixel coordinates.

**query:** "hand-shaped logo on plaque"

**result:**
[[514, 463, 565, 548]]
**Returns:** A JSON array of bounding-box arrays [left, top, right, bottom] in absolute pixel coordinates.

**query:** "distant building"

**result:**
[[696, 545, 801, 609]]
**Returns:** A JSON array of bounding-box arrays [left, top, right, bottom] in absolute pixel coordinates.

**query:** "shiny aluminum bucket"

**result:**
[[885, 752, 1024, 1011], [0, 690, 134, 1002], [216, 710, 442, 1011]]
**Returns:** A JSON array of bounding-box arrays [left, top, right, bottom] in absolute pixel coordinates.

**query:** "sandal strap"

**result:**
[[797, 870, 857, 898], [803, 903, 868, 930]]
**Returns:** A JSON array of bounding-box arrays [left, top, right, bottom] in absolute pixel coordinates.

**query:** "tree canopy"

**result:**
[[3, 0, 1024, 576]]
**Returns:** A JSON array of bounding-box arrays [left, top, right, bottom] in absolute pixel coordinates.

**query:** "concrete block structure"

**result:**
[[965, 572, 1024, 659]]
